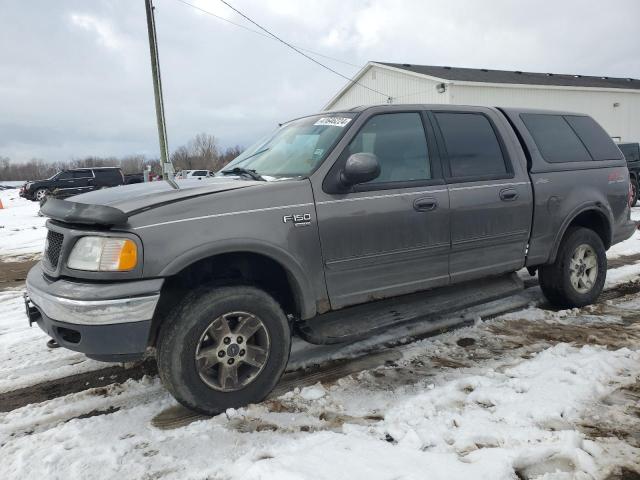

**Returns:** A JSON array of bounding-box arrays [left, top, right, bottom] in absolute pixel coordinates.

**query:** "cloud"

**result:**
[[0, 0, 638, 163], [69, 13, 125, 50]]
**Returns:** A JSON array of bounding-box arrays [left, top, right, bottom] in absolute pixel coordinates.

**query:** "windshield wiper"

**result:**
[[221, 167, 266, 182]]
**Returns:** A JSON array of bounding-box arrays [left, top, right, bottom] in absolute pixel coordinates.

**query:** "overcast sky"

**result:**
[[1, 0, 639, 163]]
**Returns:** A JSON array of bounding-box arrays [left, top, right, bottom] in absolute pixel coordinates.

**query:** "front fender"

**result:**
[[159, 238, 317, 319]]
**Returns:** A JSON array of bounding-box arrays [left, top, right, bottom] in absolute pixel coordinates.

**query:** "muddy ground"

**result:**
[[0, 259, 37, 289]]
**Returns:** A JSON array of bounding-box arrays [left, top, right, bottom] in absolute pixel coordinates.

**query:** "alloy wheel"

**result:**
[[569, 244, 598, 294], [195, 311, 270, 392]]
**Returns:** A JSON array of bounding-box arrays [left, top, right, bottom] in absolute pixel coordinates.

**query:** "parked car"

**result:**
[[619, 142, 640, 206], [124, 173, 145, 185], [176, 169, 212, 180], [20, 167, 125, 201], [25, 105, 636, 415]]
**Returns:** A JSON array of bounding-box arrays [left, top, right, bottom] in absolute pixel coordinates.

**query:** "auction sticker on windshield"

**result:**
[[314, 117, 352, 127]]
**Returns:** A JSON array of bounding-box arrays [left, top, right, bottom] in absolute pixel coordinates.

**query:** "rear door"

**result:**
[[313, 110, 451, 309], [70, 170, 95, 192], [429, 107, 533, 283], [94, 168, 124, 187]]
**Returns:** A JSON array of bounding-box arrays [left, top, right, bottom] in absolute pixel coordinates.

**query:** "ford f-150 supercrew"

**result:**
[[25, 104, 636, 415]]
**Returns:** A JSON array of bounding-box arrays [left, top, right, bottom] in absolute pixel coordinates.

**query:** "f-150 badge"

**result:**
[[283, 213, 311, 227]]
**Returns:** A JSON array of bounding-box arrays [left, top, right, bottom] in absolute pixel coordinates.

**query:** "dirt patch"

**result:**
[[579, 377, 640, 447], [605, 467, 640, 480], [609, 252, 640, 269], [456, 337, 476, 348], [488, 319, 640, 350], [70, 406, 121, 422], [0, 358, 157, 412], [0, 259, 38, 290]]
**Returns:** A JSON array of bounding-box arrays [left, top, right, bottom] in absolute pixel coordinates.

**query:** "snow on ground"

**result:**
[[0, 289, 110, 394], [1, 198, 640, 479], [607, 207, 640, 259], [0, 189, 46, 260], [2, 291, 640, 479]]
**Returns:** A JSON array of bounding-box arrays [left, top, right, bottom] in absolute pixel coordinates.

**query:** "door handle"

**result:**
[[414, 197, 438, 212], [499, 188, 518, 202]]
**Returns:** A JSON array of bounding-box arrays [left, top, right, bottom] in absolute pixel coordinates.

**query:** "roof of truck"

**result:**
[[376, 63, 640, 90], [71, 167, 121, 170]]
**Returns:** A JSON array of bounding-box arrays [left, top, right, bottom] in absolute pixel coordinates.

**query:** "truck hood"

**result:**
[[68, 177, 263, 215]]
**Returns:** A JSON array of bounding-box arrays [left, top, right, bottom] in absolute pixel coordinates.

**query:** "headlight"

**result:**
[[67, 237, 138, 271]]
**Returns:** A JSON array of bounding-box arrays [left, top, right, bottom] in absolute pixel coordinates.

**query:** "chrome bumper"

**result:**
[[26, 262, 163, 326], [26, 283, 159, 325]]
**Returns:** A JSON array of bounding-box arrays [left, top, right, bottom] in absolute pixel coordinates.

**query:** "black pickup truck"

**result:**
[[26, 105, 636, 415], [619, 142, 640, 206], [20, 167, 125, 201]]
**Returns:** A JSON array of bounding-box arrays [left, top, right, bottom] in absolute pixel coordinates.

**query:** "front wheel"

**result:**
[[539, 227, 607, 308], [34, 188, 48, 202], [631, 179, 638, 207], [157, 286, 291, 415]]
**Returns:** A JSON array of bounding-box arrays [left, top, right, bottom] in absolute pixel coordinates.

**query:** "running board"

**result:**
[[297, 273, 524, 345]]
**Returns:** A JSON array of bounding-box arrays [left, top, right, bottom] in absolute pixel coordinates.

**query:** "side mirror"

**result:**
[[340, 153, 380, 186]]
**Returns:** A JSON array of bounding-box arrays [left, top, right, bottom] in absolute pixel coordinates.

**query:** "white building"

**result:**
[[324, 62, 640, 142]]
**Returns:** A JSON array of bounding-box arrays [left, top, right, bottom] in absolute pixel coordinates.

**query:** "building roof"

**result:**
[[377, 62, 640, 90]]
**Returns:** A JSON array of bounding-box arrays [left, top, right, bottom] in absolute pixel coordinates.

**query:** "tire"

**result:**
[[631, 179, 638, 207], [539, 227, 607, 308], [34, 188, 48, 202], [156, 285, 291, 415]]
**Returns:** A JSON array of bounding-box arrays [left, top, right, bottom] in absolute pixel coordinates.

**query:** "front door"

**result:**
[[313, 111, 451, 310], [429, 109, 533, 282]]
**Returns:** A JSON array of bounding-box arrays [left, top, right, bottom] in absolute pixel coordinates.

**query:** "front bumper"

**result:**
[[25, 262, 164, 361]]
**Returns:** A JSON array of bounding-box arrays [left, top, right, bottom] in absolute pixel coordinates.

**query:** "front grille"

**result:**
[[45, 230, 64, 268]]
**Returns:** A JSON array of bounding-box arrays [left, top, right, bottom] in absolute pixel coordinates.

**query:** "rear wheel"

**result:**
[[631, 179, 638, 207], [539, 227, 606, 308], [157, 285, 291, 415]]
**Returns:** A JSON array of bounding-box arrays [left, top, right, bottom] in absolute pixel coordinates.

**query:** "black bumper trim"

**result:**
[[32, 308, 150, 361]]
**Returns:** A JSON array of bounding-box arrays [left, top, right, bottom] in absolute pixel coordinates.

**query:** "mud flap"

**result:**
[[297, 273, 524, 345]]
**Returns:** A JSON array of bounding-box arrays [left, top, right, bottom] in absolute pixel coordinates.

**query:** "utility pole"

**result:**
[[144, 0, 178, 189]]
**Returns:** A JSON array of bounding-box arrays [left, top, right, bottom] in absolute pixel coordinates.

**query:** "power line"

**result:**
[[174, 0, 360, 69], [206, 0, 390, 100]]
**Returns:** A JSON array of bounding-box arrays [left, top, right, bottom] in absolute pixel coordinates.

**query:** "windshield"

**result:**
[[223, 113, 356, 178]]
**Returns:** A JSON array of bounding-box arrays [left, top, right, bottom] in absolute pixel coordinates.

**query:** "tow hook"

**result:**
[[23, 292, 40, 327]]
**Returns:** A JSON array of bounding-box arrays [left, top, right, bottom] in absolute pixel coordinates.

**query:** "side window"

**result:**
[[434, 112, 508, 178], [73, 170, 93, 179], [96, 169, 121, 182], [564, 115, 622, 161], [520, 114, 591, 163], [620, 144, 640, 163], [57, 171, 73, 180], [347, 112, 431, 184]]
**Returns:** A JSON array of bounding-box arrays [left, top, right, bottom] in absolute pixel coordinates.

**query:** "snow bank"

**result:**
[[0, 189, 46, 260], [2, 323, 638, 479]]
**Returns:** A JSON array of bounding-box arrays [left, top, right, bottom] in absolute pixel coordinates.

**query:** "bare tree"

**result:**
[[0, 133, 241, 181]]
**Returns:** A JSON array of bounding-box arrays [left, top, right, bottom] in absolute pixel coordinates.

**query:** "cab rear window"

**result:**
[[520, 113, 621, 163]]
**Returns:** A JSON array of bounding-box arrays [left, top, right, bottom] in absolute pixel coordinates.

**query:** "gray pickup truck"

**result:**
[[25, 105, 635, 414]]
